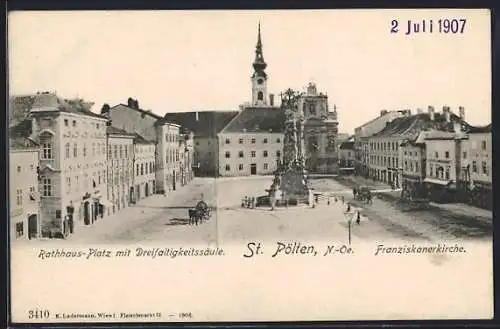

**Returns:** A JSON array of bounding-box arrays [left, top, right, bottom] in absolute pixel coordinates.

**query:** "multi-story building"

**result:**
[[354, 110, 404, 176], [366, 106, 467, 188], [338, 140, 355, 174], [26, 94, 109, 237], [460, 124, 492, 209], [423, 124, 468, 203], [9, 135, 40, 240], [164, 111, 238, 176], [297, 82, 339, 174], [399, 131, 427, 199], [106, 125, 135, 214], [132, 133, 156, 201], [218, 107, 285, 176], [103, 99, 187, 194]]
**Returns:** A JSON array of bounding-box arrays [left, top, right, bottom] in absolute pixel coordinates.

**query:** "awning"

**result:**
[[99, 199, 114, 207], [423, 178, 451, 186]]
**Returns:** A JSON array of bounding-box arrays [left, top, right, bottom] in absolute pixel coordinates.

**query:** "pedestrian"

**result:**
[[356, 211, 361, 225], [334, 197, 338, 202], [341, 195, 345, 204], [327, 196, 331, 205], [346, 202, 351, 213]]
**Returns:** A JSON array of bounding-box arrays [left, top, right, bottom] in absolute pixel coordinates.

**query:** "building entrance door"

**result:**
[[28, 214, 37, 239], [251, 163, 257, 175]]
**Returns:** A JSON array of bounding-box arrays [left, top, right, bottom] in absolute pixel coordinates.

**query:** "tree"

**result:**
[[101, 103, 110, 114]]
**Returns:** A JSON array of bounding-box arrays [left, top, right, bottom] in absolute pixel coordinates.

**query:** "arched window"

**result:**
[[258, 91, 263, 101]]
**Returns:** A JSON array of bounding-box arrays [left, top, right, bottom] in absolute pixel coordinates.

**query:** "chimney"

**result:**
[[404, 109, 412, 116], [453, 122, 461, 133], [443, 106, 451, 122], [195, 111, 199, 122], [459, 106, 465, 120], [416, 108, 423, 114], [269, 94, 275, 107], [428, 106, 435, 121], [380, 109, 388, 116]]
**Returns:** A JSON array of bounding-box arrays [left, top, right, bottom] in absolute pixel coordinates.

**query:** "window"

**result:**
[[251, 151, 256, 158], [225, 164, 230, 171], [463, 151, 467, 159], [136, 164, 140, 176], [83, 144, 87, 157], [429, 164, 434, 177], [309, 104, 315, 115], [16, 166, 21, 173], [445, 166, 450, 180], [42, 142, 53, 159], [72, 120, 76, 127], [64, 119, 68, 126], [264, 163, 268, 170], [239, 151, 244, 158], [239, 138, 244, 144], [195, 141, 200, 146], [145, 164, 148, 174], [263, 150, 268, 157], [258, 91, 263, 101], [435, 151, 439, 158], [150, 162, 153, 173], [225, 138, 230, 144], [119, 145, 123, 158], [16, 222, 23, 238], [445, 151, 449, 159], [16, 189, 22, 206], [251, 138, 256, 144], [92, 143, 96, 156], [108, 147, 112, 159], [276, 150, 281, 157], [482, 161, 488, 175], [141, 164, 144, 175], [42, 178, 52, 196], [125, 146, 128, 158], [225, 151, 230, 158], [276, 138, 281, 143], [263, 138, 268, 144], [114, 145, 118, 158], [66, 177, 71, 192], [472, 161, 477, 173], [482, 141, 487, 150], [239, 164, 244, 171]]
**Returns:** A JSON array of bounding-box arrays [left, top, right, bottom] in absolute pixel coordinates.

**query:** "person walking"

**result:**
[[356, 211, 361, 225]]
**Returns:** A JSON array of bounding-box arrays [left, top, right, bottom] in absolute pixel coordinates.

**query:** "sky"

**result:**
[[8, 9, 491, 134]]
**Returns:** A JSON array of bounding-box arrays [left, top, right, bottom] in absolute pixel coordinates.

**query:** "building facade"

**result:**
[[460, 124, 492, 209], [298, 83, 339, 174], [133, 133, 156, 201], [164, 111, 239, 177], [338, 140, 355, 175], [9, 137, 40, 240], [103, 100, 187, 194], [354, 110, 404, 176], [106, 126, 135, 214], [399, 131, 427, 199], [28, 96, 109, 237]]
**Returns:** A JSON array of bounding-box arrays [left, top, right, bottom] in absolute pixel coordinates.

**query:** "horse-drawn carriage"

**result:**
[[188, 199, 212, 225], [353, 186, 372, 204]]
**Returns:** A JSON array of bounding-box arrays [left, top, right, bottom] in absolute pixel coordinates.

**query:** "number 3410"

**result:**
[[28, 309, 50, 319]]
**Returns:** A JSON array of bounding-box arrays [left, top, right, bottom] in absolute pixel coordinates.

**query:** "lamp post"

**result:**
[[344, 207, 354, 245]]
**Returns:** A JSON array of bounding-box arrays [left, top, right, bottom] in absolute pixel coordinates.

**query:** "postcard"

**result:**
[[8, 9, 493, 323]]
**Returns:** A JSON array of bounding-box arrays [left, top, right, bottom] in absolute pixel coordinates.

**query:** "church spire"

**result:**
[[252, 22, 267, 78]]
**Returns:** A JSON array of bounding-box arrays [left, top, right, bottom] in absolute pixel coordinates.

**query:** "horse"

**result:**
[[188, 208, 202, 226]]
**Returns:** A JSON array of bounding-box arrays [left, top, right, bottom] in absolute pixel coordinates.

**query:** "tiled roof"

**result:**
[[134, 133, 155, 144], [339, 141, 355, 150], [468, 123, 491, 134], [9, 119, 33, 139], [112, 103, 164, 121], [106, 125, 136, 136], [165, 111, 239, 137], [372, 112, 470, 138], [221, 107, 285, 134], [9, 136, 38, 149]]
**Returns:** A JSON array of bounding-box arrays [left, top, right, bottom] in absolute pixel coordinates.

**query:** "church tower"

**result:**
[[251, 23, 268, 106]]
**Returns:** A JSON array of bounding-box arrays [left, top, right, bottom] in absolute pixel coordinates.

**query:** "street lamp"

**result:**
[[344, 207, 354, 245]]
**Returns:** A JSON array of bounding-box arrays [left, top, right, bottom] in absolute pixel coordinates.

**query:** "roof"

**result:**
[[106, 125, 136, 136], [371, 112, 472, 139], [424, 130, 458, 140], [339, 141, 355, 150], [9, 136, 39, 149], [221, 107, 285, 134], [165, 111, 239, 137], [9, 95, 36, 126], [111, 103, 164, 121], [9, 118, 32, 137], [134, 133, 155, 144], [468, 123, 491, 134]]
